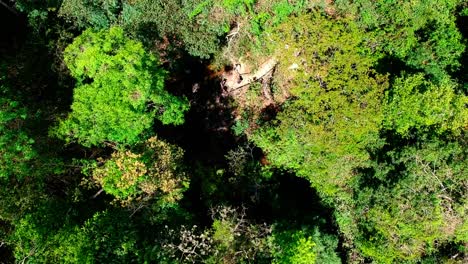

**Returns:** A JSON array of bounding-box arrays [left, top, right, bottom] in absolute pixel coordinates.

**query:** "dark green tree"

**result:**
[[9, 206, 145, 263], [0, 95, 36, 180], [353, 138, 467, 262], [59, 0, 123, 30], [58, 0, 229, 59], [335, 0, 465, 81]]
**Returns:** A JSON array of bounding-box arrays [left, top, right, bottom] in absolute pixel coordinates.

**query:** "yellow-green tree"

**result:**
[[383, 74, 468, 136], [252, 14, 387, 198], [91, 136, 188, 204]]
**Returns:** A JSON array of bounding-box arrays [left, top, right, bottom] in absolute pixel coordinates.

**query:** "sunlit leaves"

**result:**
[[53, 27, 189, 147], [91, 136, 188, 203], [384, 74, 468, 136], [253, 14, 387, 196]]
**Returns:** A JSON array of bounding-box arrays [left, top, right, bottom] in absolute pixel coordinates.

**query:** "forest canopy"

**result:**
[[52, 26, 189, 147], [0, 0, 467, 263]]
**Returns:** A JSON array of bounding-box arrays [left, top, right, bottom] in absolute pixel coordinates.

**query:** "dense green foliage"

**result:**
[[253, 14, 387, 198], [52, 27, 189, 146], [1, 0, 466, 263], [335, 0, 465, 81], [354, 138, 467, 262], [269, 228, 341, 264], [10, 205, 144, 263], [383, 74, 467, 136], [58, 0, 229, 58], [59, 0, 122, 30], [0, 92, 36, 180]]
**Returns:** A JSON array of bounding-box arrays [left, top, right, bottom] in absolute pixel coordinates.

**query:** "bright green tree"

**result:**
[[250, 16, 389, 257], [52, 27, 189, 147], [268, 227, 341, 264], [269, 230, 317, 264], [384, 74, 468, 136], [252, 14, 387, 198]]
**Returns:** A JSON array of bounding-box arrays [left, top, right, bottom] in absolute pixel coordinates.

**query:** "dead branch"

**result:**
[[225, 58, 277, 91], [0, 0, 18, 16]]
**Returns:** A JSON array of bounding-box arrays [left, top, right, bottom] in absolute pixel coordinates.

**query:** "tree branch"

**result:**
[[0, 0, 18, 16]]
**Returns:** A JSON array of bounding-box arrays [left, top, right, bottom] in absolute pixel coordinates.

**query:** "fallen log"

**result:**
[[224, 58, 278, 91]]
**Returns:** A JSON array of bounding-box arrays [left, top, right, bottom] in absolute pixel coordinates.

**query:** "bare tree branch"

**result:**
[[0, 0, 18, 16]]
